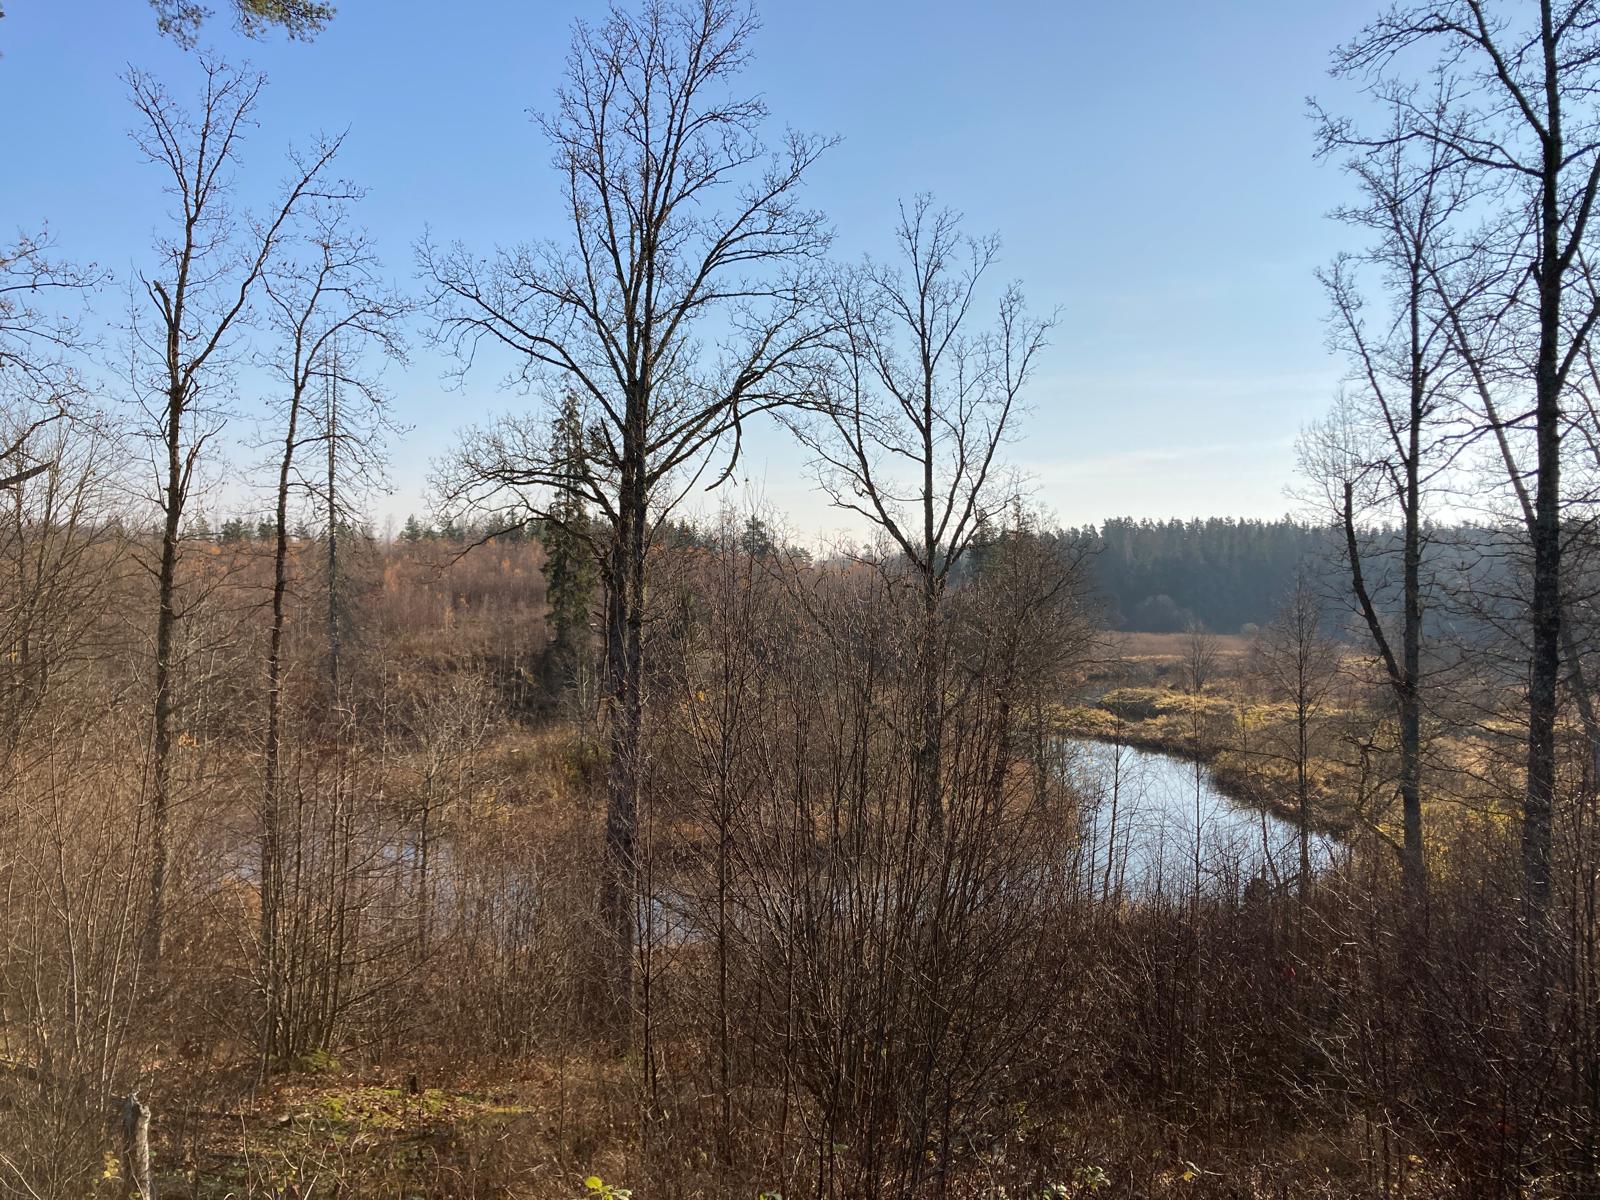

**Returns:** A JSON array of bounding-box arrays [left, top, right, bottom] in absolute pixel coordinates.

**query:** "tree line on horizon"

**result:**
[[68, 504, 1521, 642]]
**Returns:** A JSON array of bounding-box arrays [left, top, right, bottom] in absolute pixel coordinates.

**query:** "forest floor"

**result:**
[[137, 1053, 634, 1197]]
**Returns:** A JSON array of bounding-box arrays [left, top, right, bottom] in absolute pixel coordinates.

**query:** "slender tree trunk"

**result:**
[[325, 343, 340, 697], [918, 582, 942, 835], [1193, 726, 1204, 907], [1400, 367, 1426, 912], [262, 401, 298, 1064], [1527, 394, 1560, 933], [1103, 732, 1122, 905], [1298, 699, 1312, 902], [1343, 481, 1427, 912], [417, 782, 432, 956], [7, 487, 28, 754], [716, 717, 732, 1162], [144, 386, 184, 975], [917, 387, 943, 834], [1526, 44, 1564, 946]]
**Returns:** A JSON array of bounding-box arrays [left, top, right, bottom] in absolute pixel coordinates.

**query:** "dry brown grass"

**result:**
[[1107, 630, 1253, 661]]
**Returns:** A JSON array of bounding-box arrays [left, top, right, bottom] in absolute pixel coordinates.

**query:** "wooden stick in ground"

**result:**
[[119, 1092, 154, 1200]]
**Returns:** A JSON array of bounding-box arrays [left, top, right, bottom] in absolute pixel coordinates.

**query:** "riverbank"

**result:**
[[1059, 685, 1359, 839]]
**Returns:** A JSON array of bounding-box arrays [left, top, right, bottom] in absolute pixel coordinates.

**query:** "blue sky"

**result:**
[[2, 0, 1379, 536]]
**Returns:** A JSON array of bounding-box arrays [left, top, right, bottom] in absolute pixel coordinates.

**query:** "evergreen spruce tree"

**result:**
[[539, 393, 596, 711]]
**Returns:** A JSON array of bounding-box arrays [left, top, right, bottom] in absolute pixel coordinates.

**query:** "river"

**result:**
[[1062, 739, 1338, 899]]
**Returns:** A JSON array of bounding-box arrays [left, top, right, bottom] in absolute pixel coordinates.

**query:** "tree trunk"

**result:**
[[1298, 702, 1312, 902], [601, 437, 648, 1016], [1526, 55, 1564, 950], [1526, 370, 1561, 937], [917, 586, 943, 835], [917, 372, 943, 835], [325, 346, 340, 696], [1343, 481, 1426, 913], [262, 429, 293, 1063], [144, 386, 184, 976], [1400, 379, 1426, 913]]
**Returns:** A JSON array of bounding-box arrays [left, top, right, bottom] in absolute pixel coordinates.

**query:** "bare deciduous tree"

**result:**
[[0, 229, 97, 390], [1303, 111, 1468, 909], [1180, 617, 1219, 696], [0, 413, 125, 758], [794, 196, 1052, 830], [0, 230, 102, 489], [126, 57, 345, 972], [422, 0, 833, 1004], [1252, 573, 1342, 900], [1330, 0, 1600, 941], [257, 195, 403, 1064]]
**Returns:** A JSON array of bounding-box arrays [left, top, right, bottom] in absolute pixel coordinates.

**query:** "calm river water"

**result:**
[[1062, 739, 1338, 898]]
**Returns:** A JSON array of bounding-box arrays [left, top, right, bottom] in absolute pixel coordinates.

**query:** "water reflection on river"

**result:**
[[635, 739, 1342, 947], [1062, 739, 1338, 899]]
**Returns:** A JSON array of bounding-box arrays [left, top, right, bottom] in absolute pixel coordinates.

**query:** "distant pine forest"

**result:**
[[1067, 516, 1338, 633]]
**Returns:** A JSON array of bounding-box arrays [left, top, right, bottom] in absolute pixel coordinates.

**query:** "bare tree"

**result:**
[[422, 0, 833, 1006], [0, 412, 125, 758], [257, 196, 403, 1063], [1303, 109, 1469, 909], [1252, 573, 1342, 901], [1, 229, 97, 388], [1329, 0, 1600, 941], [1180, 617, 1219, 695], [794, 196, 1052, 830], [126, 57, 344, 972], [0, 230, 102, 488]]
